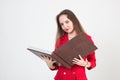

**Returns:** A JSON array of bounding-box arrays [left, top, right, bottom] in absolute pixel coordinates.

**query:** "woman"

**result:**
[[41, 9, 96, 80]]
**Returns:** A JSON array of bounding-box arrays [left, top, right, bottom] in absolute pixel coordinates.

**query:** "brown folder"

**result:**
[[27, 32, 97, 69]]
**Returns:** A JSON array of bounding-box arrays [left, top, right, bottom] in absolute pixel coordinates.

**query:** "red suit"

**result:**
[[52, 33, 96, 80]]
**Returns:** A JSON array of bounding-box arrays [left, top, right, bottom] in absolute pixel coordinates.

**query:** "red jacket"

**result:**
[[52, 33, 96, 80]]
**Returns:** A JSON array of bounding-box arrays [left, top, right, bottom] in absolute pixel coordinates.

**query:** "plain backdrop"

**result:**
[[0, 0, 120, 80]]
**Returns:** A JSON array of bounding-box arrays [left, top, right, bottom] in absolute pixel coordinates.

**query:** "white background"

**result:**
[[0, 0, 120, 80]]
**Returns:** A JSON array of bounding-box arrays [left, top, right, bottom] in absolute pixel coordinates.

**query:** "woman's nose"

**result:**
[[63, 24, 68, 28]]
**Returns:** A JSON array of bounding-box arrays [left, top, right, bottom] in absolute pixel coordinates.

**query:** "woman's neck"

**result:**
[[68, 31, 77, 40]]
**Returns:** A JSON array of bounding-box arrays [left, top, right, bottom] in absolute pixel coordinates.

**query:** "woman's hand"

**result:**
[[40, 55, 56, 69], [72, 55, 91, 67]]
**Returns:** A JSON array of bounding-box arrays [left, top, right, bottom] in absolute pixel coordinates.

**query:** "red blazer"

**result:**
[[52, 33, 96, 80]]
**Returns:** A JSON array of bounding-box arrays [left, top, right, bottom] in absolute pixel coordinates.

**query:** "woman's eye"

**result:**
[[60, 23, 64, 26]]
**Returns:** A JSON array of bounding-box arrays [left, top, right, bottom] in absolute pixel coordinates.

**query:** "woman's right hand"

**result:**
[[40, 55, 56, 69]]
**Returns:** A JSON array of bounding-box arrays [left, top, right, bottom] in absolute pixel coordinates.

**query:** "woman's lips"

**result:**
[[65, 29, 69, 32]]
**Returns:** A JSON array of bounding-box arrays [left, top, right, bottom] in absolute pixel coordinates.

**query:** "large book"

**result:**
[[27, 32, 97, 69]]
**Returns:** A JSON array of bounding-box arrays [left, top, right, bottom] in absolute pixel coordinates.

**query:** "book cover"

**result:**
[[27, 32, 97, 69]]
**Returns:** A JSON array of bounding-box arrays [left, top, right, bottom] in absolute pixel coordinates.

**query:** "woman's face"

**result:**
[[59, 14, 75, 34]]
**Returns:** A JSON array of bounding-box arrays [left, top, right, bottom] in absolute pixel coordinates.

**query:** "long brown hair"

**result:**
[[56, 9, 86, 40]]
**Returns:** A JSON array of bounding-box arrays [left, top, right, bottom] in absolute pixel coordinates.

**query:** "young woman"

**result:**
[[41, 9, 96, 80]]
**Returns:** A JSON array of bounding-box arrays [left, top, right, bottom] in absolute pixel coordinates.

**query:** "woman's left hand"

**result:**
[[72, 55, 87, 67]]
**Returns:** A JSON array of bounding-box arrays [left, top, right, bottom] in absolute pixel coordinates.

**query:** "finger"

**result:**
[[72, 60, 80, 64], [72, 61, 77, 64], [40, 55, 45, 59], [40, 56, 43, 59], [73, 58, 79, 61], [79, 55, 83, 60], [41, 55, 46, 58], [40, 55, 48, 60], [72, 61, 76, 64], [49, 57, 53, 60], [52, 60, 57, 63], [72, 59, 79, 63]]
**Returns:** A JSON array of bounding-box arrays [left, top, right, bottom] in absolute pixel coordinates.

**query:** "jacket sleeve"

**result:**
[[86, 35, 96, 70], [87, 51, 96, 70]]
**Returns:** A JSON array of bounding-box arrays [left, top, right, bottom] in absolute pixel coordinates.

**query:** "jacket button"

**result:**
[[63, 72, 66, 75], [73, 72, 76, 74]]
